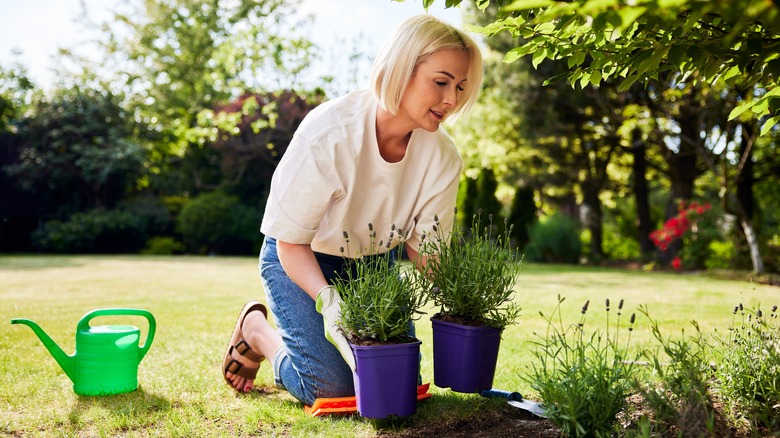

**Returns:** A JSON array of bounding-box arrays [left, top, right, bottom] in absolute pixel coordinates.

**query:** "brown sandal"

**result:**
[[223, 301, 268, 392]]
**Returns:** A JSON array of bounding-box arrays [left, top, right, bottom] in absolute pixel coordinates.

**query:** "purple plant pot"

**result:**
[[431, 318, 502, 393], [351, 340, 421, 419]]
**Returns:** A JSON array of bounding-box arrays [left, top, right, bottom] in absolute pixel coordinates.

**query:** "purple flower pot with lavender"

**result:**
[[351, 339, 421, 418], [431, 318, 502, 393]]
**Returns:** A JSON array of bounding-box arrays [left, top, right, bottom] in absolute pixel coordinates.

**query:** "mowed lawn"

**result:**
[[1, 255, 777, 437]]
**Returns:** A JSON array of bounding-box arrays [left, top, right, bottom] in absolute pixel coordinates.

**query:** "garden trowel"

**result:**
[[479, 388, 547, 418]]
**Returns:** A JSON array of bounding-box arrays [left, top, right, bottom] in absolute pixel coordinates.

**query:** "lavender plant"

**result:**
[[526, 295, 639, 437], [419, 209, 521, 330], [334, 224, 426, 345], [712, 303, 780, 431], [633, 306, 721, 437]]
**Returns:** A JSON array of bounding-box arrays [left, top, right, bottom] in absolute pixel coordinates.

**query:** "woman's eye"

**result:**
[[435, 81, 447, 86], [456, 85, 465, 92]]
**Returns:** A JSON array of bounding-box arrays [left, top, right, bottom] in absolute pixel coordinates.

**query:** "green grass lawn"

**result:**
[[1, 255, 777, 437]]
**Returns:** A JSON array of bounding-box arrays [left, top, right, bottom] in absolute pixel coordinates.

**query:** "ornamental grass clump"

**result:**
[[420, 209, 521, 330], [334, 224, 426, 345], [712, 302, 780, 432], [526, 295, 640, 437]]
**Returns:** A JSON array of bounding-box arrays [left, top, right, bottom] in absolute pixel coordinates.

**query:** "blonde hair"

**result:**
[[370, 15, 483, 120]]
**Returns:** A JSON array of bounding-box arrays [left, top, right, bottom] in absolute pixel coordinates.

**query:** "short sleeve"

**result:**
[[260, 133, 343, 244]]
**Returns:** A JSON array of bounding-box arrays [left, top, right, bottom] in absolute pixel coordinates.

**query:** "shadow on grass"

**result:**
[[0, 255, 84, 271], [68, 387, 171, 430]]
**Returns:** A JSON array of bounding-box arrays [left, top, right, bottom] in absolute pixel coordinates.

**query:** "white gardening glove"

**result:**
[[315, 285, 356, 371]]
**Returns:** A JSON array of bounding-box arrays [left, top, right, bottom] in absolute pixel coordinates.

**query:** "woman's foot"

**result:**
[[223, 302, 283, 393]]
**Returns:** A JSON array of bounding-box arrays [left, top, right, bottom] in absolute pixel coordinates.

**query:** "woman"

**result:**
[[223, 14, 483, 406]]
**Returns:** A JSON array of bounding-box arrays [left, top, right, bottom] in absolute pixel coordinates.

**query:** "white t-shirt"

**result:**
[[260, 89, 462, 257]]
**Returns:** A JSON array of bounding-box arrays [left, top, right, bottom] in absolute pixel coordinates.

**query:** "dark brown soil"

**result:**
[[382, 403, 559, 438], [431, 313, 489, 327]]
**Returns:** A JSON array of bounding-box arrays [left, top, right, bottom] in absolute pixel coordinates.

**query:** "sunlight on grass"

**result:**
[[1, 255, 776, 436]]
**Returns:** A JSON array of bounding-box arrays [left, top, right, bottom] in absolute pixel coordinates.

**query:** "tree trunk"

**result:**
[[631, 129, 654, 259], [735, 121, 764, 273], [662, 109, 699, 264], [740, 215, 765, 274], [582, 185, 605, 262]]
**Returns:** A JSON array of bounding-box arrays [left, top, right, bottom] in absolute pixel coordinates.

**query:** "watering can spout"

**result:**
[[11, 318, 77, 384]]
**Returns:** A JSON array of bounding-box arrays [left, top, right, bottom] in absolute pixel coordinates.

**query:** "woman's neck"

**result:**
[[375, 106, 413, 163]]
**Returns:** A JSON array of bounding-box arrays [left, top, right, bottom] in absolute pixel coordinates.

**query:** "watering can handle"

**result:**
[[77, 308, 156, 360]]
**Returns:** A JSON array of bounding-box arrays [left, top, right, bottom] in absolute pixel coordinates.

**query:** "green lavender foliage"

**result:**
[[334, 224, 426, 344], [527, 296, 639, 438], [420, 210, 522, 330], [713, 303, 780, 431], [634, 307, 719, 437]]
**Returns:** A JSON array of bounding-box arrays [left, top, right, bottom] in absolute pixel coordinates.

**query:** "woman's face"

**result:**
[[398, 48, 470, 132]]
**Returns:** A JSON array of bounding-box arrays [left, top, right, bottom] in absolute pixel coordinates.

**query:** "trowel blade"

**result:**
[[508, 399, 548, 418]]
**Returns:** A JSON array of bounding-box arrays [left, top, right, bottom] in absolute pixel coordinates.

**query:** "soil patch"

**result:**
[[382, 403, 559, 438]]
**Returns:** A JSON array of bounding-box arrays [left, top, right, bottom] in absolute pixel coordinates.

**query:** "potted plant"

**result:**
[[333, 224, 427, 419], [420, 209, 522, 393]]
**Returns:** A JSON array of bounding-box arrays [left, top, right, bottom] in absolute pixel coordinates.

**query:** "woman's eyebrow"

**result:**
[[435, 71, 456, 79]]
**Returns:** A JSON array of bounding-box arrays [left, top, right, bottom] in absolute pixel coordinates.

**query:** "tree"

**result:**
[[507, 185, 536, 249], [192, 89, 322, 204], [82, 0, 315, 192], [475, 167, 504, 224], [3, 86, 145, 217]]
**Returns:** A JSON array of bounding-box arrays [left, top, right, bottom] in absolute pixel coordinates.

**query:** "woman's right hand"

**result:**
[[316, 285, 356, 371]]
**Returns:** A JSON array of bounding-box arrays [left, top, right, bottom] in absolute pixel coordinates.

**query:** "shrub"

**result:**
[[650, 200, 716, 270], [141, 236, 185, 255], [176, 190, 263, 255], [526, 296, 639, 437], [33, 208, 149, 253], [506, 185, 536, 250], [524, 212, 582, 264], [705, 240, 735, 270]]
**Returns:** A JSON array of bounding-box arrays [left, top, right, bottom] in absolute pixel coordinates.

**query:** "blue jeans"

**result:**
[[259, 236, 411, 406]]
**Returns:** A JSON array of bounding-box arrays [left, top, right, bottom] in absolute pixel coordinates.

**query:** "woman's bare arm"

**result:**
[[277, 240, 329, 300]]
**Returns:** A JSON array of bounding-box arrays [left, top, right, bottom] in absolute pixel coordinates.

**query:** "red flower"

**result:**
[[671, 256, 682, 270], [649, 199, 712, 254]]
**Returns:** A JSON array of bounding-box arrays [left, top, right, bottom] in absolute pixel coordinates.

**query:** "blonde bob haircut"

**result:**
[[370, 14, 483, 120]]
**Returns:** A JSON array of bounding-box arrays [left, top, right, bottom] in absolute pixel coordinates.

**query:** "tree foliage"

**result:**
[[424, 0, 779, 272], [434, 0, 780, 134], [93, 0, 315, 178], [3, 86, 145, 216]]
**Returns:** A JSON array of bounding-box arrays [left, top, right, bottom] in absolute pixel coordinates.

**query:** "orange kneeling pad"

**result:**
[[304, 383, 432, 416]]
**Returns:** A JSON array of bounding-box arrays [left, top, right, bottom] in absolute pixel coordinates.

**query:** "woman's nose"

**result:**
[[443, 87, 458, 108]]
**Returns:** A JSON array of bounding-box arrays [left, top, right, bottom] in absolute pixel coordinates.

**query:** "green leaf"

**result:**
[[721, 65, 741, 82], [568, 50, 587, 68], [728, 100, 753, 121], [636, 47, 668, 76], [590, 69, 603, 86], [760, 115, 780, 136], [542, 71, 572, 86], [532, 47, 548, 68], [617, 74, 640, 92], [616, 6, 646, 31], [579, 71, 592, 89], [502, 0, 555, 12], [504, 45, 535, 63], [751, 97, 770, 117]]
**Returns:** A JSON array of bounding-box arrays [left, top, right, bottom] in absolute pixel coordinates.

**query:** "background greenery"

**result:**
[[1, 0, 778, 278]]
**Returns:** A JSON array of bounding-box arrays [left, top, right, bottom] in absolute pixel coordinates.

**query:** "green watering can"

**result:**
[[11, 308, 156, 396]]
